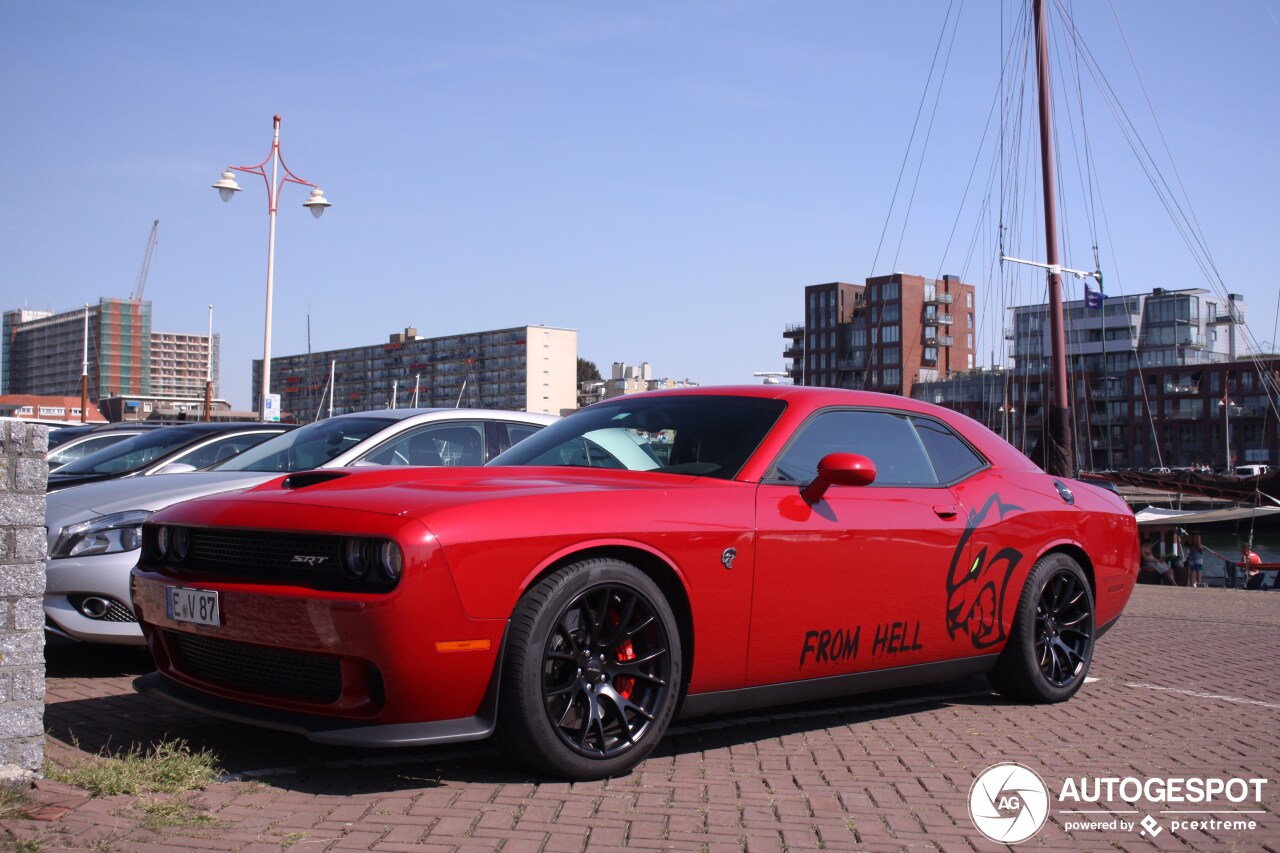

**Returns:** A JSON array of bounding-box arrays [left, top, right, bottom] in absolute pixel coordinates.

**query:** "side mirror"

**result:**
[[800, 452, 877, 504]]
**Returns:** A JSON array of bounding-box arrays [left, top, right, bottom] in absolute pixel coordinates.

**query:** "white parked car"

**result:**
[[44, 408, 556, 645]]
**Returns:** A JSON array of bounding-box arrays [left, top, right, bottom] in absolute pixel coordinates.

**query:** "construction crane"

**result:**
[[133, 219, 159, 301]]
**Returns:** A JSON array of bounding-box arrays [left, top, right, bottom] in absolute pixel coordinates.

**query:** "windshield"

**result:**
[[213, 416, 392, 472], [491, 395, 786, 479], [54, 427, 208, 475]]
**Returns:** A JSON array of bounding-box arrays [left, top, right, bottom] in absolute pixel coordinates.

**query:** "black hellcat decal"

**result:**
[[946, 493, 1023, 649]]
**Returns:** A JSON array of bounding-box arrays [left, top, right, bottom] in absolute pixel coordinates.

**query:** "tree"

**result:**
[[578, 358, 602, 384]]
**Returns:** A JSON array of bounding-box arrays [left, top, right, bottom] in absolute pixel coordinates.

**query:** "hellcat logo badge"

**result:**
[[721, 548, 736, 569]]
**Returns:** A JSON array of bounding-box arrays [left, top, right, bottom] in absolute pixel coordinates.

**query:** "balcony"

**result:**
[[783, 345, 803, 359], [924, 292, 954, 305], [937, 336, 954, 347], [922, 312, 953, 325], [1164, 383, 1200, 395], [784, 323, 805, 338]]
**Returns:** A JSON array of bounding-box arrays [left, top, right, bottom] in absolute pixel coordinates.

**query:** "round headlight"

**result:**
[[156, 527, 170, 558], [343, 539, 369, 579], [379, 541, 403, 580], [172, 527, 191, 561], [120, 526, 142, 553]]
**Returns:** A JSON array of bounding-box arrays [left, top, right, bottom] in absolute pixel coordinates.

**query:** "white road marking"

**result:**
[[1125, 682, 1280, 710]]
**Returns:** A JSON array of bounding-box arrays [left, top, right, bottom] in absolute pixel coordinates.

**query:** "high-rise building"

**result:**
[[784, 274, 977, 398], [2, 299, 219, 405], [257, 325, 577, 419], [3, 299, 151, 398], [150, 330, 220, 399]]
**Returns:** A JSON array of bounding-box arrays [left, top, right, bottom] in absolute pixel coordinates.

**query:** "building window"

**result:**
[[966, 292, 973, 308]]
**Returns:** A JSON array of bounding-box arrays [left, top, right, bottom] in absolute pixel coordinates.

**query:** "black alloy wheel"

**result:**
[[541, 583, 672, 759], [988, 552, 1094, 703], [1034, 566, 1091, 688], [497, 558, 682, 779]]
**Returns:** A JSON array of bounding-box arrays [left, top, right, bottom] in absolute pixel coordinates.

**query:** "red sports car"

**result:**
[[132, 386, 1138, 779]]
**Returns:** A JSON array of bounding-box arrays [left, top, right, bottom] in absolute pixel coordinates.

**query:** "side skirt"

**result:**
[[679, 655, 997, 719]]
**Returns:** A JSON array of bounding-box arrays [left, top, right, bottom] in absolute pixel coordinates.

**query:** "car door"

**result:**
[[746, 409, 971, 687]]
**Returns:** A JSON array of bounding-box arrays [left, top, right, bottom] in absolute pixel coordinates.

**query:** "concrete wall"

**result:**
[[0, 421, 46, 778]]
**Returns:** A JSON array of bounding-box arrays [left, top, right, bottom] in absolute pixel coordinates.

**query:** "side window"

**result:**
[[506, 424, 542, 448], [174, 434, 270, 470], [358, 422, 486, 467], [48, 434, 130, 466], [910, 417, 987, 483], [769, 410, 939, 486]]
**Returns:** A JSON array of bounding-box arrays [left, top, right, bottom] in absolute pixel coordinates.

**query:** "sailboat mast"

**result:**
[[1033, 0, 1073, 477]]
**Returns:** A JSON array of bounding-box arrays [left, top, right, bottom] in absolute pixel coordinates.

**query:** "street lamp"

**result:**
[[214, 114, 331, 420]]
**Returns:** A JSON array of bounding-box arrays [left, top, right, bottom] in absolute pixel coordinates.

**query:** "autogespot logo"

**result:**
[[969, 762, 1051, 844]]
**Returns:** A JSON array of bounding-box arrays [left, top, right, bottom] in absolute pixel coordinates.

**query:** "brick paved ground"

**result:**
[[4, 584, 1278, 852]]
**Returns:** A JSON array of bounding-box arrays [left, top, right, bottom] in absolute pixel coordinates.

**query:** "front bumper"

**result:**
[[45, 551, 144, 645], [134, 670, 497, 747], [130, 508, 508, 740]]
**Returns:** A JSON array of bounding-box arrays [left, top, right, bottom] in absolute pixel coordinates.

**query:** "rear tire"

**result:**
[[496, 558, 682, 780], [988, 553, 1094, 703]]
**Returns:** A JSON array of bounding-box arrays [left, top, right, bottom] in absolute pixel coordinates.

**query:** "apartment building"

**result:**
[[784, 274, 977, 398], [912, 288, 1276, 471], [257, 325, 577, 419], [2, 299, 218, 406]]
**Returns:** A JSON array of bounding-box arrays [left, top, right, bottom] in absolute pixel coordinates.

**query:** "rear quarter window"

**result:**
[[910, 416, 987, 483]]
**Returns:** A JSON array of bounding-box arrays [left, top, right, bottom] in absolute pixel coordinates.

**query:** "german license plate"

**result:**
[[166, 587, 220, 627]]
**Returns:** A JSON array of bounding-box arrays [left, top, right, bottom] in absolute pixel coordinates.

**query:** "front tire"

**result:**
[[496, 558, 682, 780], [988, 553, 1094, 703]]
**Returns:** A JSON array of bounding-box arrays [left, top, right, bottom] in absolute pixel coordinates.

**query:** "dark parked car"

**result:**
[[46, 422, 295, 491], [47, 423, 165, 471]]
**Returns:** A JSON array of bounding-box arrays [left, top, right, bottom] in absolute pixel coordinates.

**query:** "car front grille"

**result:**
[[168, 632, 342, 704], [142, 528, 397, 592]]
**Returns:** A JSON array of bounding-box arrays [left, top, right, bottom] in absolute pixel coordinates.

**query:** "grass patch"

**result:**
[[0, 781, 36, 821], [133, 794, 222, 833], [48, 739, 220, 797]]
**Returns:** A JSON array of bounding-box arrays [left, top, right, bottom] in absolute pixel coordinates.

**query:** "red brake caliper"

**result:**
[[615, 639, 636, 699], [607, 610, 637, 698]]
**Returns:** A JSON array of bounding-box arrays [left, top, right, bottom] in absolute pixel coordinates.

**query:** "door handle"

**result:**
[[933, 505, 959, 519]]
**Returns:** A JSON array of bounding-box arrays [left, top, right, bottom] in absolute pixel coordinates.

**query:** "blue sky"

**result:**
[[3, 1, 1277, 409]]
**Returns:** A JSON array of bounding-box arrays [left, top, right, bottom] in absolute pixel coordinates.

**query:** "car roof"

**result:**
[[145, 421, 298, 435], [320, 407, 557, 423]]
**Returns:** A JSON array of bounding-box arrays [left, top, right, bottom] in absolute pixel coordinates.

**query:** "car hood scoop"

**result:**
[[281, 471, 351, 490]]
